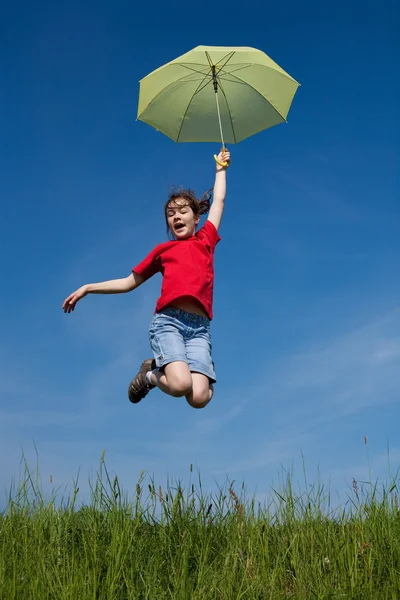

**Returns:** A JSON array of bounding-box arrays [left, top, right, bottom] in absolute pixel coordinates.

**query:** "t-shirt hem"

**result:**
[[155, 294, 213, 320]]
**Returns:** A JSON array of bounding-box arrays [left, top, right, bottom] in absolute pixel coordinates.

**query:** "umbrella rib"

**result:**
[[215, 51, 237, 72], [217, 67, 292, 120], [175, 71, 213, 143], [205, 50, 236, 72], [176, 64, 213, 76], [218, 64, 253, 76], [205, 51, 213, 70], [140, 62, 214, 80], [139, 69, 213, 116], [192, 77, 214, 96]]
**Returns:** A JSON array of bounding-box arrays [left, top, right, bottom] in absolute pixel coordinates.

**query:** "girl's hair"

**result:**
[[164, 187, 212, 236]]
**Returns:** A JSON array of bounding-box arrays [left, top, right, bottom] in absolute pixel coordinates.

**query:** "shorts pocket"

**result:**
[[149, 328, 165, 361]]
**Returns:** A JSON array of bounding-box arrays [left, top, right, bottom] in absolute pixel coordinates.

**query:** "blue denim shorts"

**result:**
[[148, 306, 216, 383]]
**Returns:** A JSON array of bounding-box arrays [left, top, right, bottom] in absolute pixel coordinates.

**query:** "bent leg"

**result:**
[[185, 372, 214, 409], [150, 361, 193, 397]]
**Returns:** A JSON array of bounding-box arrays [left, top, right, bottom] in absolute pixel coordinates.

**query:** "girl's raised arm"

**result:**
[[207, 149, 230, 231]]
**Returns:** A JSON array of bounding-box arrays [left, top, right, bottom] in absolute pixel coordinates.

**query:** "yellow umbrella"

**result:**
[[137, 45, 300, 166]]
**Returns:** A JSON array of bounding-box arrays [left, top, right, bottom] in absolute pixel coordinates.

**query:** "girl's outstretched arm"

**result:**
[[207, 149, 230, 231], [62, 272, 144, 313]]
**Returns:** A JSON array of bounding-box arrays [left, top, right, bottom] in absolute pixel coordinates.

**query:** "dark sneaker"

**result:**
[[128, 358, 156, 404], [139, 358, 157, 386]]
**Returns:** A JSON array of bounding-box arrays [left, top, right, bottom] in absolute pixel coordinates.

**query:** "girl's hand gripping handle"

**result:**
[[214, 148, 230, 169]]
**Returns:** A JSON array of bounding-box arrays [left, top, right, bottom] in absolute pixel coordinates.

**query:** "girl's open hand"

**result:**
[[216, 149, 230, 170], [62, 285, 88, 313]]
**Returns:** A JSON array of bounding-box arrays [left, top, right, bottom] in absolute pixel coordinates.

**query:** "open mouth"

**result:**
[[174, 223, 185, 231]]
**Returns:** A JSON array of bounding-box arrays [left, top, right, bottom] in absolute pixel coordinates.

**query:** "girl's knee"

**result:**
[[168, 376, 193, 397], [187, 388, 213, 409], [164, 362, 192, 397], [187, 399, 210, 409]]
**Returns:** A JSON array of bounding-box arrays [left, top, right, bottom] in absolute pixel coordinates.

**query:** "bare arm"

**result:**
[[86, 272, 144, 294], [207, 149, 230, 231], [62, 272, 144, 313]]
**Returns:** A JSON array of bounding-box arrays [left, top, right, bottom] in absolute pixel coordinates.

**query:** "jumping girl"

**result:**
[[62, 149, 230, 409]]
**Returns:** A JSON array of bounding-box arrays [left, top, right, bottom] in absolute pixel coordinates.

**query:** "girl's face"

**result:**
[[166, 198, 200, 239]]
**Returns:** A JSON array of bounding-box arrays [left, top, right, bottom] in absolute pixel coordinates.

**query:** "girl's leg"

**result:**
[[151, 361, 214, 408], [149, 365, 213, 408], [185, 372, 214, 409], [182, 320, 215, 409], [150, 361, 192, 397], [128, 358, 192, 405]]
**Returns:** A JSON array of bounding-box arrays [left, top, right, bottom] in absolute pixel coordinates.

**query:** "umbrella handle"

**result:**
[[214, 146, 229, 168], [214, 154, 229, 168]]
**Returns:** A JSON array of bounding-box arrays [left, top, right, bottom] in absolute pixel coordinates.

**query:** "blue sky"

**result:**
[[1, 0, 399, 507]]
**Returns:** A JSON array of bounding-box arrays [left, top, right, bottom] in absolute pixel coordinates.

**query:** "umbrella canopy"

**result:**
[[137, 45, 300, 144]]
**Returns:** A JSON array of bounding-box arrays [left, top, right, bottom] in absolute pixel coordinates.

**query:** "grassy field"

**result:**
[[1, 455, 399, 599]]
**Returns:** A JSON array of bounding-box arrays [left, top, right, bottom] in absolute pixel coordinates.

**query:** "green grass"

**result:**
[[1, 454, 399, 599]]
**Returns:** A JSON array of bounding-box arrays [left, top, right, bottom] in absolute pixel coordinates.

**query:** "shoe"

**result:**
[[139, 358, 157, 387], [128, 358, 156, 404]]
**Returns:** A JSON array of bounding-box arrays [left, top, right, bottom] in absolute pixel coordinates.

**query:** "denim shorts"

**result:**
[[148, 306, 216, 383]]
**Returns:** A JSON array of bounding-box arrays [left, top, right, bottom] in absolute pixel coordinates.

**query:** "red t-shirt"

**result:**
[[132, 220, 221, 320]]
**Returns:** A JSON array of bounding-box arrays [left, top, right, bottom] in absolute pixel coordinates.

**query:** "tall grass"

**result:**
[[0, 454, 399, 599]]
